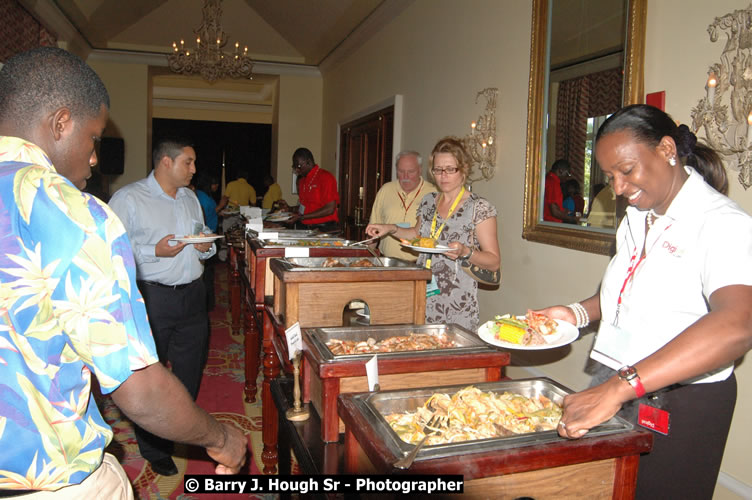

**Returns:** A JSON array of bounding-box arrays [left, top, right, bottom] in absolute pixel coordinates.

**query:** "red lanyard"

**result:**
[[397, 179, 423, 217], [301, 166, 320, 196], [614, 218, 672, 323]]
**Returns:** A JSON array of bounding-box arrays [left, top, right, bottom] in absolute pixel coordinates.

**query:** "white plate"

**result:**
[[400, 243, 453, 254], [265, 213, 293, 222], [170, 235, 224, 243], [477, 319, 579, 350]]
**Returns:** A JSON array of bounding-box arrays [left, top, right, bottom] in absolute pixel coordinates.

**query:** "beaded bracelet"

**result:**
[[567, 302, 590, 328]]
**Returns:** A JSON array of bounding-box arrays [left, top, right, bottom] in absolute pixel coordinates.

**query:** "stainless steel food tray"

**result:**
[[348, 378, 633, 462], [275, 256, 422, 270], [258, 238, 355, 248], [247, 229, 320, 238], [305, 324, 492, 362]]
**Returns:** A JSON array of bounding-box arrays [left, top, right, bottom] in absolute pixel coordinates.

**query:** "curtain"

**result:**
[[555, 67, 622, 187], [0, 0, 57, 63]]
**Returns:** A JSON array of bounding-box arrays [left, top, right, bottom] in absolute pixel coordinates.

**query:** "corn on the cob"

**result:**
[[494, 322, 527, 344]]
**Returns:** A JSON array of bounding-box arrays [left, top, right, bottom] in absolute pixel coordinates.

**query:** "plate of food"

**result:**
[[170, 235, 224, 244], [265, 212, 293, 222], [399, 237, 452, 254], [478, 311, 579, 350]]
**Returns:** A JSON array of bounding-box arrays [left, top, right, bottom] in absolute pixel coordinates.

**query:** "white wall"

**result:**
[[321, 0, 752, 498]]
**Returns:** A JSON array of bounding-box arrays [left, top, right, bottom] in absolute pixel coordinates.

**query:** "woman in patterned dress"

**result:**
[[366, 137, 500, 330]]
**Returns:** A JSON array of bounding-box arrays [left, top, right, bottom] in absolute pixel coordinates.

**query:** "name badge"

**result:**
[[590, 321, 637, 371], [298, 204, 305, 215], [638, 403, 670, 435], [426, 275, 440, 297]]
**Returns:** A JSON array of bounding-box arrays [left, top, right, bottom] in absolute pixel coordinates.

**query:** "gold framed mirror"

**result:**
[[522, 0, 646, 255]]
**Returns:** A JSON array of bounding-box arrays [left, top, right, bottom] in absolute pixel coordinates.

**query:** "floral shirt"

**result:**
[[0, 137, 158, 491], [416, 192, 497, 331]]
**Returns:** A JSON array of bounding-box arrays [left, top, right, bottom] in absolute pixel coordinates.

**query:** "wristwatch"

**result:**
[[458, 247, 474, 263], [617, 365, 646, 398]]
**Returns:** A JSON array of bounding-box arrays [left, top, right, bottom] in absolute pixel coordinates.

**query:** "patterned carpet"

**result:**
[[99, 263, 272, 500]]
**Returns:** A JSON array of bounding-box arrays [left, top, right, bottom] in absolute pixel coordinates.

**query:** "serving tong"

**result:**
[[345, 229, 396, 247], [392, 413, 450, 469]]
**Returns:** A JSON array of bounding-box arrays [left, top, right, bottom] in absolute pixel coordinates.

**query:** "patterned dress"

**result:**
[[0, 136, 158, 490], [416, 192, 498, 331]]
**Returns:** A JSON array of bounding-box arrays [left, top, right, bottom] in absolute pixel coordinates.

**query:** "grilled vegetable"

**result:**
[[494, 322, 527, 344]]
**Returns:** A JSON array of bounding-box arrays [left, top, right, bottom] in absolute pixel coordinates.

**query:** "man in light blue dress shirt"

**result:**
[[109, 137, 215, 476]]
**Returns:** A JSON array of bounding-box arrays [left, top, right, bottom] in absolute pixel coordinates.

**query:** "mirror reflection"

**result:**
[[543, 0, 626, 230], [523, 0, 645, 255]]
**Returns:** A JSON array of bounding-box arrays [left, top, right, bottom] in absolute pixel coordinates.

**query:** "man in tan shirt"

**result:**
[[369, 151, 436, 260]]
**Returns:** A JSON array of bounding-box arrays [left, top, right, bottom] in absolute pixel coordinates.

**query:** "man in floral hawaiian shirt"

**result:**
[[0, 48, 246, 497]]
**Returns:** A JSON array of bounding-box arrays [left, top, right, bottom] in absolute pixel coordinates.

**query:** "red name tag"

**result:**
[[638, 403, 670, 435]]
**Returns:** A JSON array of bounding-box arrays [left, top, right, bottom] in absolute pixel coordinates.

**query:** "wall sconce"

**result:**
[[690, 4, 752, 189], [463, 88, 498, 186]]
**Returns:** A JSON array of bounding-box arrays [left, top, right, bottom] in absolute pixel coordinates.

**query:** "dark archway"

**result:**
[[152, 119, 271, 202]]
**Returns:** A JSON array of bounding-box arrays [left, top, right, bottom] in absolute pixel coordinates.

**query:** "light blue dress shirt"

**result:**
[[109, 171, 215, 285]]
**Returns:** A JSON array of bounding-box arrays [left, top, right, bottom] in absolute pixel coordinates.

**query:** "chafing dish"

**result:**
[[275, 256, 422, 270], [246, 228, 320, 238], [348, 378, 633, 462], [257, 238, 355, 248], [305, 324, 493, 362]]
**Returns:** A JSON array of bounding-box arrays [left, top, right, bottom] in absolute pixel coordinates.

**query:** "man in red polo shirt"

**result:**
[[543, 159, 578, 223], [280, 147, 340, 232]]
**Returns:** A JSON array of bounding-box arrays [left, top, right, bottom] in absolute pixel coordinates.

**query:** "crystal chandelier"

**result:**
[[168, 0, 253, 81]]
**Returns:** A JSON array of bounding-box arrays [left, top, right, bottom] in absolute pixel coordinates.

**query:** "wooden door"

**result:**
[[339, 107, 394, 241]]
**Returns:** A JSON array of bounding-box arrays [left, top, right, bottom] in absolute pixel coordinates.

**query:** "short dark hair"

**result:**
[[551, 159, 570, 175], [0, 47, 109, 127], [152, 137, 194, 169], [292, 147, 315, 164]]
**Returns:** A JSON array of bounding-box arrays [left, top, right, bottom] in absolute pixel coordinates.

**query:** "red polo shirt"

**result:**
[[543, 171, 564, 222], [298, 165, 339, 225]]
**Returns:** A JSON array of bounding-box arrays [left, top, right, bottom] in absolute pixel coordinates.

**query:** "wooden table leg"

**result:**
[[243, 298, 259, 403], [344, 428, 358, 474], [485, 366, 502, 381], [321, 377, 340, 443], [229, 249, 241, 336], [612, 454, 640, 500], [261, 308, 280, 474]]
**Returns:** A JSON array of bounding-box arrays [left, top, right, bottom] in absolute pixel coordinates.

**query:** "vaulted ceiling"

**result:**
[[20, 0, 405, 68]]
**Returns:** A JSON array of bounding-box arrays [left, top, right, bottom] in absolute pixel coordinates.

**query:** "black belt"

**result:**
[[137, 279, 195, 290]]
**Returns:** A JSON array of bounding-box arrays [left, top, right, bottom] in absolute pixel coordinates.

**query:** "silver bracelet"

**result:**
[[567, 302, 589, 328]]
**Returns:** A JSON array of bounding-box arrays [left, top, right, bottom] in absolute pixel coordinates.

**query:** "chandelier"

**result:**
[[690, 4, 752, 189], [167, 0, 254, 81]]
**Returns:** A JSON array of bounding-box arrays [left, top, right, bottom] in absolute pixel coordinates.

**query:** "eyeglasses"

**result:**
[[292, 163, 304, 171], [431, 166, 460, 176]]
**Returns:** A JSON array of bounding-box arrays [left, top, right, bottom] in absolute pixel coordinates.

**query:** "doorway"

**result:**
[[152, 118, 272, 204], [338, 106, 394, 241]]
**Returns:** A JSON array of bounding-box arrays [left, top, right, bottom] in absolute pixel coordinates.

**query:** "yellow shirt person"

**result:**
[[369, 151, 436, 260]]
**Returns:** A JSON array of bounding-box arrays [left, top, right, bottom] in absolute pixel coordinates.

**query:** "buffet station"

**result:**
[[302, 324, 510, 442], [241, 232, 372, 402], [338, 379, 653, 499], [260, 255, 434, 473], [224, 222, 653, 497]]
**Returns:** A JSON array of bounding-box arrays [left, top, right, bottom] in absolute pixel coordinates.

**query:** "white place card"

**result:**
[[285, 322, 303, 360], [365, 355, 379, 391], [285, 247, 309, 257]]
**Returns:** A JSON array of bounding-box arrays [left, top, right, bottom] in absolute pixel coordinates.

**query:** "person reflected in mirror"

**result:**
[[368, 150, 436, 260], [543, 159, 579, 223], [562, 179, 585, 221], [277, 147, 340, 233], [588, 181, 617, 228], [261, 173, 282, 210], [0, 47, 245, 496], [366, 137, 500, 331], [535, 104, 752, 499]]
